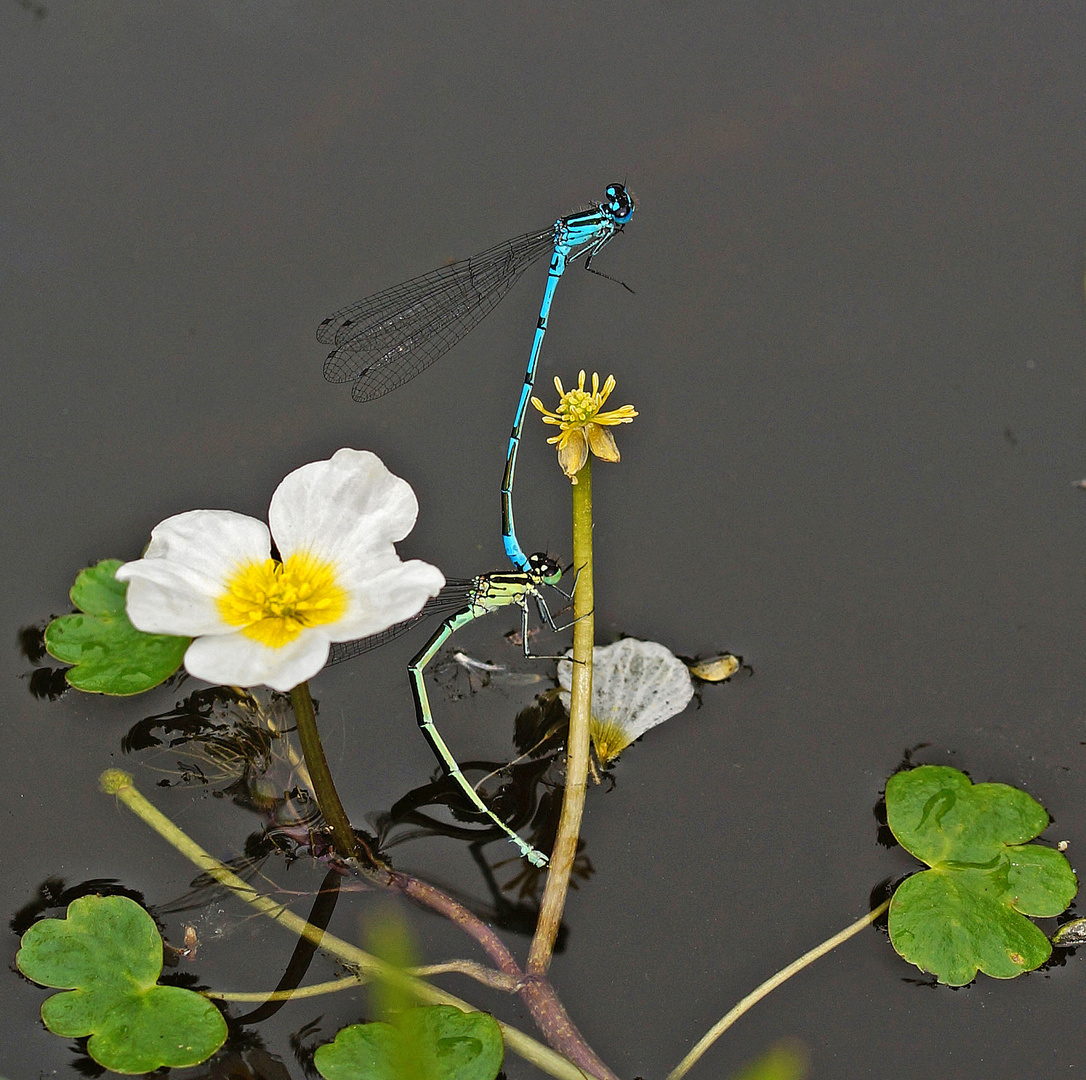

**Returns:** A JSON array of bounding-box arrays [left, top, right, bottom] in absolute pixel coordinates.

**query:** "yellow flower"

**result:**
[[531, 370, 637, 482]]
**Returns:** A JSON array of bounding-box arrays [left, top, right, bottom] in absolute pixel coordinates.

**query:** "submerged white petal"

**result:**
[[558, 638, 695, 762]]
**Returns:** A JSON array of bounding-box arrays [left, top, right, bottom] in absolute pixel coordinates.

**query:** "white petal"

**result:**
[[332, 559, 446, 640], [269, 449, 420, 566], [142, 509, 271, 577], [117, 559, 231, 636], [183, 630, 332, 692], [558, 638, 694, 742], [116, 510, 271, 637]]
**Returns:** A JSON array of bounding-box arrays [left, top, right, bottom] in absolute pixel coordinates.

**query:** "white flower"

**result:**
[[557, 638, 695, 764], [115, 449, 444, 692]]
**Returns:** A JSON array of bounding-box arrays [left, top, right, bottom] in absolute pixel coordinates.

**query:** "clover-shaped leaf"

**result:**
[[44, 559, 189, 694], [16, 894, 226, 1073], [886, 765, 1077, 985], [314, 1006, 503, 1080]]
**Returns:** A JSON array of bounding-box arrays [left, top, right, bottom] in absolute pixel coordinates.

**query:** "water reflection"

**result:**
[[17, 623, 70, 700]]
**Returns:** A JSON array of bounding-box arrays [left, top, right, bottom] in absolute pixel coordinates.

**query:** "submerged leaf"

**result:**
[[44, 559, 189, 695], [886, 765, 1077, 985], [730, 1040, 808, 1080], [16, 894, 226, 1073], [558, 638, 694, 764], [1052, 918, 1086, 947], [314, 1006, 503, 1080]]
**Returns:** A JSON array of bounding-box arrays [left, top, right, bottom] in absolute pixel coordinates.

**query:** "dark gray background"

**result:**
[[3, 2, 1085, 1077]]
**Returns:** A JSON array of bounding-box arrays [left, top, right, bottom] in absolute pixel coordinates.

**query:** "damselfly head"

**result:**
[[605, 183, 635, 223], [527, 551, 563, 586]]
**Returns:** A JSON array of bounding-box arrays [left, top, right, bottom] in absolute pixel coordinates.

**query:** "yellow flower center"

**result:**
[[590, 717, 633, 766], [217, 552, 348, 648], [558, 387, 600, 425]]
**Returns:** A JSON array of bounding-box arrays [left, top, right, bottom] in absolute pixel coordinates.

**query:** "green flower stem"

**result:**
[[529, 457, 593, 976], [98, 769, 590, 1080], [664, 899, 891, 1080], [208, 976, 366, 1002], [208, 960, 522, 1002], [289, 681, 366, 862]]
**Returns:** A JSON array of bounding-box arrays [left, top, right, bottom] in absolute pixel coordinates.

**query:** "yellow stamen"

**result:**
[[217, 552, 348, 648], [590, 718, 633, 765], [532, 369, 637, 481]]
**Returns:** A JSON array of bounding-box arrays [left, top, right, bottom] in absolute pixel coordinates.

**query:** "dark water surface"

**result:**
[[3, 2, 1085, 1077]]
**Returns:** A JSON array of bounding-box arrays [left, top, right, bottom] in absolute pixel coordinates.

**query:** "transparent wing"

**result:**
[[318, 228, 555, 402], [324, 579, 476, 667]]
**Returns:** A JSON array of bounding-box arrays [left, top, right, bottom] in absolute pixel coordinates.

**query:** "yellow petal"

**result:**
[[594, 405, 638, 427], [558, 430, 589, 478], [587, 424, 621, 463], [597, 374, 616, 406]]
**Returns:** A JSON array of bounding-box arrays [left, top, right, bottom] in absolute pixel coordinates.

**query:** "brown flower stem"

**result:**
[[521, 977, 619, 1080], [528, 456, 593, 975], [285, 675, 615, 1076], [386, 871, 616, 1078], [289, 681, 367, 862], [388, 871, 523, 979]]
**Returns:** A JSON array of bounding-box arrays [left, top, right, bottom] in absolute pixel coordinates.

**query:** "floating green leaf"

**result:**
[[886, 765, 1077, 985], [44, 559, 189, 694], [314, 1006, 503, 1080], [16, 894, 226, 1073]]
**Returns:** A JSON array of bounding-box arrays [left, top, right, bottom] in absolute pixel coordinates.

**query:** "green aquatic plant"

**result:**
[[885, 765, 1077, 985], [44, 559, 188, 694], [314, 1007, 504, 1080], [25, 367, 1086, 1080], [15, 894, 227, 1074]]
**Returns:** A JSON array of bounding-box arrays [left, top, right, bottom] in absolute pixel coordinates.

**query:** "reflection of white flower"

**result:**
[[557, 638, 694, 764], [116, 449, 444, 692]]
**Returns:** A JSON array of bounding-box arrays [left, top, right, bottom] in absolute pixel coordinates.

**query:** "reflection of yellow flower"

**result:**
[[531, 370, 637, 482]]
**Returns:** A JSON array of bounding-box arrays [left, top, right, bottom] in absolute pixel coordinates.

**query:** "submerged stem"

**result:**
[[665, 899, 892, 1080], [289, 681, 367, 862], [98, 769, 590, 1080], [528, 457, 593, 975], [207, 959, 521, 1001]]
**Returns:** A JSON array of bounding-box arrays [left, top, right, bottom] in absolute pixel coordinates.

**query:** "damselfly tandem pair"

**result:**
[[318, 182, 634, 570], [318, 185, 635, 863], [327, 553, 572, 866]]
